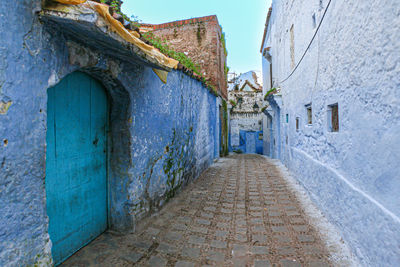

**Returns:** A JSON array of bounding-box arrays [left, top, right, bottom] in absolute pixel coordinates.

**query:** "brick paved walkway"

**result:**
[[62, 154, 331, 267]]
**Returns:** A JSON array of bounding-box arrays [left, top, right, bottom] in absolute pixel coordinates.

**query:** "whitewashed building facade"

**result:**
[[261, 0, 400, 265]]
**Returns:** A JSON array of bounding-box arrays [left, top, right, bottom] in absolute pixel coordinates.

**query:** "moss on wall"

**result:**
[[220, 99, 229, 156]]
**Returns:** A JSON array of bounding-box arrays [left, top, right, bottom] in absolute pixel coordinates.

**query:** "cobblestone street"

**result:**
[[62, 154, 332, 267]]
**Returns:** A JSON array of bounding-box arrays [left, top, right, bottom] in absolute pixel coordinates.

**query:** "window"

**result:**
[[296, 117, 300, 131], [312, 13, 317, 28], [286, 114, 289, 123], [290, 25, 295, 69], [328, 103, 339, 132], [306, 104, 312, 125]]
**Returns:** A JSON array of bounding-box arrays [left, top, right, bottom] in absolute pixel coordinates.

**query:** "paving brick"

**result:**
[[173, 223, 188, 231], [157, 242, 178, 254], [188, 236, 206, 245], [206, 251, 225, 262], [204, 206, 216, 212], [292, 225, 308, 232], [286, 210, 301, 216], [216, 222, 230, 229], [232, 244, 248, 257], [271, 226, 288, 233], [190, 226, 209, 234], [269, 217, 284, 224], [274, 235, 292, 244], [252, 225, 267, 233], [148, 255, 167, 267], [120, 252, 143, 264], [235, 233, 247, 242], [181, 247, 200, 258], [131, 241, 152, 250], [267, 211, 281, 217], [215, 230, 229, 237], [196, 219, 211, 226], [249, 212, 263, 217], [210, 240, 227, 249], [250, 218, 264, 224], [145, 227, 161, 236], [254, 259, 272, 267], [251, 234, 268, 243], [277, 246, 296, 255], [280, 259, 301, 267], [175, 261, 195, 267], [165, 231, 184, 241], [297, 234, 315, 243], [251, 246, 269, 255], [200, 212, 214, 219]]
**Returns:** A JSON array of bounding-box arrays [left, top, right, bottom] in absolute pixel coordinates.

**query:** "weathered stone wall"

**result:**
[[149, 16, 228, 99], [0, 1, 219, 265], [261, 0, 400, 265]]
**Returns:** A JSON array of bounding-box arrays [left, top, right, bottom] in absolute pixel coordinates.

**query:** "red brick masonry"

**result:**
[[142, 16, 228, 99]]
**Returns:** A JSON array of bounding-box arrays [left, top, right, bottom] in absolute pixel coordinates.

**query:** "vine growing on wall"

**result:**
[[264, 87, 277, 100], [221, 99, 229, 156], [142, 32, 219, 97], [220, 30, 230, 82]]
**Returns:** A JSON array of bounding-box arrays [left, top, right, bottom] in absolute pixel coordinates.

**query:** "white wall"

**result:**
[[230, 113, 262, 147], [262, 0, 400, 265]]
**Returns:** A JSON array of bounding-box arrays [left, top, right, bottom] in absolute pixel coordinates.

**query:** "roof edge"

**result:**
[[142, 15, 219, 31], [260, 7, 272, 53]]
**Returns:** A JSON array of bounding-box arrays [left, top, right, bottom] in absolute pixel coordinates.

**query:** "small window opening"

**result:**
[[286, 114, 289, 123], [296, 117, 300, 131], [306, 104, 312, 125], [328, 103, 339, 132], [290, 25, 295, 69], [312, 13, 317, 28]]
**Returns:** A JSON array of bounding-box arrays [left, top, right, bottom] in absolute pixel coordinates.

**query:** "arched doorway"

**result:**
[[46, 72, 108, 265]]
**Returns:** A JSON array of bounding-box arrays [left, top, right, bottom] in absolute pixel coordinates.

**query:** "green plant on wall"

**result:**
[[220, 30, 229, 82], [220, 31, 228, 57], [264, 87, 277, 100], [220, 99, 229, 157], [143, 32, 201, 75], [142, 32, 219, 97], [100, 0, 141, 28]]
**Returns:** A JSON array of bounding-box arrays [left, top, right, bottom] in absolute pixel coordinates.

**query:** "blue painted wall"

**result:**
[[0, 1, 219, 265], [232, 130, 263, 155]]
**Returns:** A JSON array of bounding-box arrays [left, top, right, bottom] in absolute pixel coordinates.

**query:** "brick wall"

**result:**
[[143, 16, 228, 99]]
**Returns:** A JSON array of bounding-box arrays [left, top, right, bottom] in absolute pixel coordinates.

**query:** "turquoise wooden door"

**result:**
[[46, 72, 108, 265]]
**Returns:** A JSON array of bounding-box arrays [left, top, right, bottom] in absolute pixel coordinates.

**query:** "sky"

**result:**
[[122, 0, 272, 75]]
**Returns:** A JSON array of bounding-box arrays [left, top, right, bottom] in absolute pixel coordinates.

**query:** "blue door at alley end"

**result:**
[[46, 72, 108, 265]]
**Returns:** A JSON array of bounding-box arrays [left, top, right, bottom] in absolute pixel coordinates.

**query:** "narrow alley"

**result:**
[[62, 155, 333, 267]]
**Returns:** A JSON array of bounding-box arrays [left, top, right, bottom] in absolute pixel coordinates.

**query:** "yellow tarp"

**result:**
[[51, 0, 178, 76], [53, 0, 86, 4], [89, 2, 178, 70], [152, 69, 169, 84]]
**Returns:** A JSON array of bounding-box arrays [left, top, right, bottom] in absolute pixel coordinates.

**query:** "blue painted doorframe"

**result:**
[[46, 72, 109, 265]]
